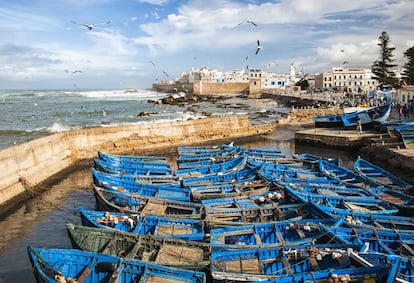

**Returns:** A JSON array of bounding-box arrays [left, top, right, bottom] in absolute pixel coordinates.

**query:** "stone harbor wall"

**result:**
[[0, 115, 276, 213]]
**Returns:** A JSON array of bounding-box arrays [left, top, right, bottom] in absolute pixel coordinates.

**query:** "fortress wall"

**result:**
[[193, 81, 249, 95]]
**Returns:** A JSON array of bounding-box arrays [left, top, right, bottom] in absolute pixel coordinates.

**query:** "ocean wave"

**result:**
[[72, 89, 168, 101], [46, 122, 78, 133]]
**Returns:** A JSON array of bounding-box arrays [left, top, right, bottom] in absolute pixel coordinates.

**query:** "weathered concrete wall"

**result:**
[[0, 115, 276, 212], [193, 81, 249, 95]]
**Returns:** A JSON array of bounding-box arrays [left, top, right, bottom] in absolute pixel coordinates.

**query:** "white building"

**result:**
[[315, 67, 380, 94]]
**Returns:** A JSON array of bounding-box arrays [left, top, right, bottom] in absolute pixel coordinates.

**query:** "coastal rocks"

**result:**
[[160, 92, 199, 105]]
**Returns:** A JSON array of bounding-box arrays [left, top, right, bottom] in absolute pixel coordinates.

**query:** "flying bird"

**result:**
[[149, 61, 155, 67], [238, 20, 257, 27], [245, 55, 249, 61], [162, 71, 169, 77], [343, 61, 349, 65], [340, 49, 344, 52], [255, 40, 262, 55], [65, 69, 82, 74], [71, 20, 111, 30], [246, 20, 257, 26]]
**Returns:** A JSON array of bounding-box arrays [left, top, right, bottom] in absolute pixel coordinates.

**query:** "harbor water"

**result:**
[[0, 89, 358, 282]]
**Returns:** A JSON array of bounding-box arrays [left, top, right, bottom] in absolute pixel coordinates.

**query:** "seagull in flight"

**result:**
[[340, 49, 344, 52], [246, 20, 257, 26], [65, 69, 82, 74], [343, 61, 349, 65], [149, 61, 155, 67], [71, 20, 111, 30], [163, 71, 169, 77], [255, 40, 262, 55], [238, 20, 257, 27]]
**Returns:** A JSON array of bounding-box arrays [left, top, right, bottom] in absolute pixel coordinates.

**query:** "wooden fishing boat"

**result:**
[[310, 202, 414, 232], [93, 157, 173, 176], [286, 186, 399, 215], [293, 153, 340, 169], [321, 224, 414, 257], [395, 123, 414, 148], [181, 165, 259, 187], [353, 156, 412, 190], [190, 178, 277, 202], [341, 103, 391, 128], [313, 113, 344, 128], [209, 218, 339, 248], [93, 186, 202, 219], [98, 151, 168, 163], [202, 195, 309, 227], [177, 142, 235, 155], [27, 246, 206, 283], [66, 223, 210, 271], [209, 243, 387, 282], [177, 145, 240, 164], [239, 147, 285, 159], [174, 155, 247, 178], [382, 118, 414, 138], [79, 208, 205, 241], [92, 168, 180, 188], [283, 181, 374, 200], [319, 159, 381, 188], [369, 187, 414, 216], [96, 178, 190, 202]]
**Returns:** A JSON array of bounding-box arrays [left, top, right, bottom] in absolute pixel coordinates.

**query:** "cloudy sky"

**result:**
[[0, 0, 413, 90]]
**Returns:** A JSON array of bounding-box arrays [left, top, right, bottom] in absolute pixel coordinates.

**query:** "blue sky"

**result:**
[[0, 0, 413, 90]]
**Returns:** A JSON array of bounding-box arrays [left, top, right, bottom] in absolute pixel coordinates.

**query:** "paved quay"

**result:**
[[293, 109, 414, 186]]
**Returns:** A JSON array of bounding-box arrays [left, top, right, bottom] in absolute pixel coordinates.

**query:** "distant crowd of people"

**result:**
[[396, 100, 413, 119]]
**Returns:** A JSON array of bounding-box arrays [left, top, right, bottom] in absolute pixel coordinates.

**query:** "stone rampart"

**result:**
[[0, 115, 275, 212], [193, 81, 249, 95]]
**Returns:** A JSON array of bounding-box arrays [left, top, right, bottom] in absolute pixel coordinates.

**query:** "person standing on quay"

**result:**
[[356, 118, 362, 134]]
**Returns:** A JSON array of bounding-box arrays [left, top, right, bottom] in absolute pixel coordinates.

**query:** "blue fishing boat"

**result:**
[[395, 123, 414, 148], [293, 153, 340, 169], [27, 246, 206, 283], [190, 178, 275, 202], [79, 208, 205, 241], [321, 224, 414, 257], [96, 179, 190, 202], [177, 142, 235, 155], [381, 118, 414, 138], [93, 157, 173, 176], [181, 165, 259, 187], [240, 147, 285, 159], [92, 168, 180, 190], [93, 186, 202, 219], [341, 103, 391, 128], [177, 145, 240, 163], [92, 168, 179, 187], [283, 181, 374, 200], [210, 243, 386, 282], [319, 159, 381, 188], [174, 155, 247, 178], [66, 223, 210, 271], [353, 156, 412, 190], [202, 195, 309, 227], [285, 186, 399, 215], [310, 202, 414, 232], [209, 218, 338, 248], [98, 151, 168, 163], [314, 113, 344, 128]]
